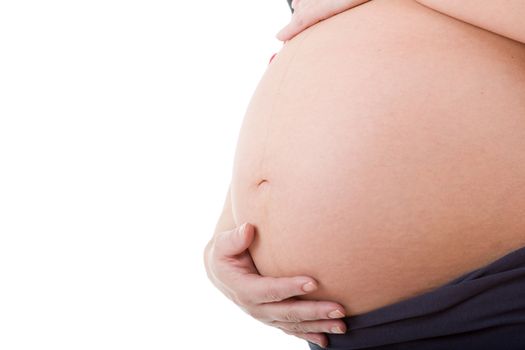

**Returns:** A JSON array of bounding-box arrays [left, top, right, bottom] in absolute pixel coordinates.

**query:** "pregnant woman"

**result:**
[[204, 0, 525, 349]]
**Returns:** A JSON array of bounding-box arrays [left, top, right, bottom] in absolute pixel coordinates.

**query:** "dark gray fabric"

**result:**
[[287, 0, 294, 13], [308, 245, 525, 349]]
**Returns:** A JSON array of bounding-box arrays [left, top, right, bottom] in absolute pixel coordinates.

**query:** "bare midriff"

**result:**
[[230, 0, 525, 316]]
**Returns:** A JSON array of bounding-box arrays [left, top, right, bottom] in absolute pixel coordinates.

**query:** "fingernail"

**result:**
[[328, 309, 345, 319], [330, 325, 345, 334], [302, 281, 317, 292]]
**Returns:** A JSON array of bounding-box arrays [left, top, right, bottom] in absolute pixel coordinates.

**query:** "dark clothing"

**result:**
[[308, 245, 525, 350]]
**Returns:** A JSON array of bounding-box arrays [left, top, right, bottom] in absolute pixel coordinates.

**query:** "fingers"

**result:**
[[206, 222, 348, 350], [275, 12, 307, 42], [273, 318, 347, 334], [276, 1, 336, 41], [209, 224, 324, 306], [237, 274, 320, 305], [276, 0, 371, 41], [255, 299, 346, 323], [213, 222, 254, 257]]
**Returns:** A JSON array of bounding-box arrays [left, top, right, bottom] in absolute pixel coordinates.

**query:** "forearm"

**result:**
[[415, 0, 525, 44]]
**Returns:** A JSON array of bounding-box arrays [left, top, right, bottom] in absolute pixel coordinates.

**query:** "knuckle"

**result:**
[[288, 322, 306, 333], [263, 287, 281, 302], [283, 310, 302, 323]]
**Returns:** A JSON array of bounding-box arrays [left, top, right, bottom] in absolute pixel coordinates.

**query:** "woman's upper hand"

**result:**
[[203, 223, 348, 349], [276, 0, 372, 42]]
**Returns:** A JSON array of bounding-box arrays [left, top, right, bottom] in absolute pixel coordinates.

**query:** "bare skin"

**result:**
[[231, 0, 525, 315], [205, 0, 525, 348], [276, 0, 372, 41], [204, 184, 345, 348]]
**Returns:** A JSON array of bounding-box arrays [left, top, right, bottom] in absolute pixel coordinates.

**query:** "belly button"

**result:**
[[256, 179, 270, 189]]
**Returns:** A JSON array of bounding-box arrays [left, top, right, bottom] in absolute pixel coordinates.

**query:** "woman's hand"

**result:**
[[276, 0, 372, 41], [204, 223, 348, 348]]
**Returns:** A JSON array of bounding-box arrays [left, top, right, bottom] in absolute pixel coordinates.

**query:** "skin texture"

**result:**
[[206, 0, 525, 348], [204, 184, 345, 348], [276, 0, 372, 41], [231, 0, 525, 319], [204, 223, 346, 348], [414, 0, 525, 45], [277, 0, 525, 44]]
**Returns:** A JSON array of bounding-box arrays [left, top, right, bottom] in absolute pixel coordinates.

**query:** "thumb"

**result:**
[[215, 223, 255, 257]]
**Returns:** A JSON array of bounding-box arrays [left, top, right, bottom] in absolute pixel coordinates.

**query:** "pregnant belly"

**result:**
[[230, 0, 525, 315]]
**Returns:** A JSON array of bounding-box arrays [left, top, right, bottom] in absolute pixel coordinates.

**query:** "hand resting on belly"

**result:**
[[231, 0, 525, 316]]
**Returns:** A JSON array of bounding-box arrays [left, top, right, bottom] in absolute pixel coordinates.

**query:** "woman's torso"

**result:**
[[230, 0, 525, 315]]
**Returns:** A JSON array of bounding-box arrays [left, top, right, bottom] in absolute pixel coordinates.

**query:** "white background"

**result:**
[[0, 1, 309, 349]]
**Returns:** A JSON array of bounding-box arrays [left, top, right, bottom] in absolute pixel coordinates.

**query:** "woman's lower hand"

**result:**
[[203, 223, 348, 348], [276, 0, 372, 42]]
